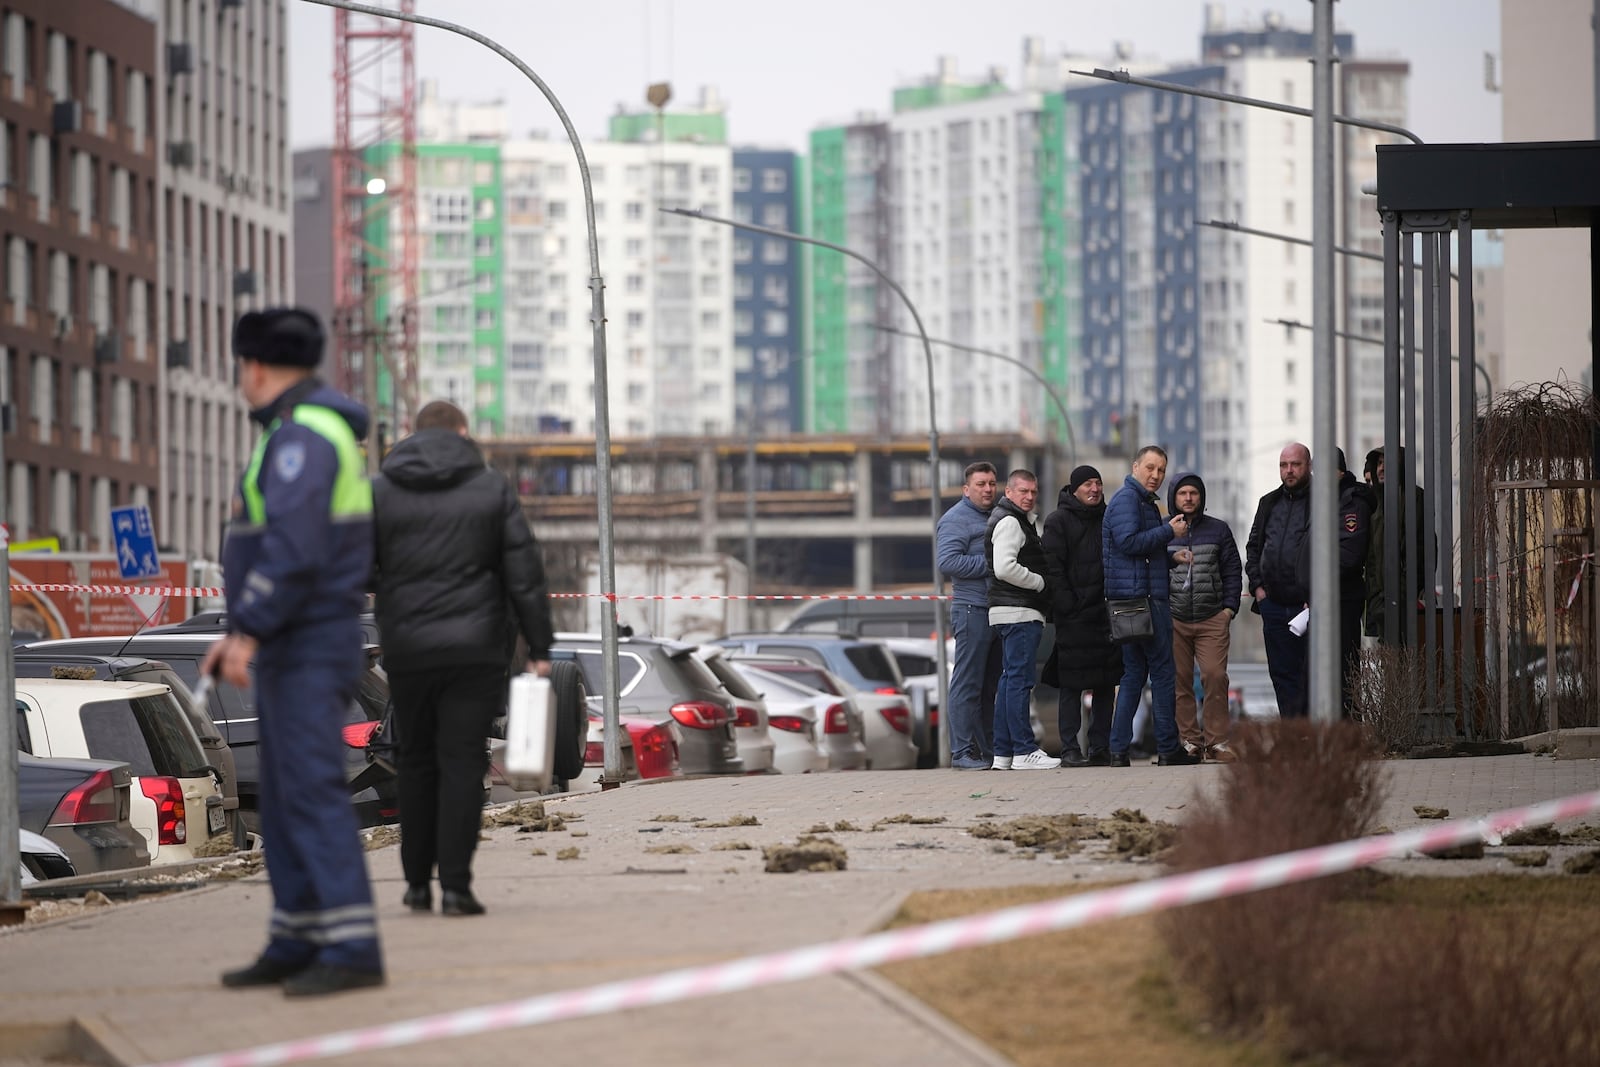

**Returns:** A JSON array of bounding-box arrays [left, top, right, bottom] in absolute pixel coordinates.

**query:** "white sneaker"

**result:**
[[991, 755, 1013, 770], [1013, 749, 1062, 770]]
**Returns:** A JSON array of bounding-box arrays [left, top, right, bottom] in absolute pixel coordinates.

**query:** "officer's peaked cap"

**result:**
[[233, 308, 325, 367]]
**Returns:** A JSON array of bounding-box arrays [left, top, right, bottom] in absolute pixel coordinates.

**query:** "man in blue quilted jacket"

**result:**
[[1166, 473, 1242, 762], [1103, 446, 1198, 767]]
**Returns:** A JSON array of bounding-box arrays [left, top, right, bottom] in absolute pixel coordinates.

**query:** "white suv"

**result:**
[[14, 678, 227, 864]]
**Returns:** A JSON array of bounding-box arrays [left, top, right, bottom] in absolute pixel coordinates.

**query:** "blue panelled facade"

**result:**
[[732, 149, 805, 433]]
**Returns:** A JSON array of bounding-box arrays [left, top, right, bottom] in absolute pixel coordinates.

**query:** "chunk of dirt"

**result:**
[[487, 800, 567, 833], [875, 813, 948, 827], [831, 820, 863, 833], [207, 854, 266, 881], [763, 835, 847, 873], [1413, 805, 1450, 820], [700, 814, 760, 828], [650, 814, 706, 823], [1425, 840, 1486, 860], [529, 848, 547, 857], [1110, 808, 1149, 824], [1563, 849, 1600, 875], [556, 847, 581, 861], [645, 844, 698, 854], [1507, 850, 1550, 868], [712, 841, 754, 851], [191, 835, 239, 859], [968, 812, 1177, 860], [1562, 825, 1600, 844], [1503, 825, 1561, 847], [363, 826, 401, 851], [569, 830, 589, 838]]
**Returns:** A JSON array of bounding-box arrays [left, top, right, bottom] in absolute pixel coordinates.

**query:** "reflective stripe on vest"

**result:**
[[240, 405, 372, 526]]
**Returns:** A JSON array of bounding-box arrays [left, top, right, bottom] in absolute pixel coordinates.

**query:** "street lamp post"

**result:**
[[1269, 317, 1493, 405], [663, 207, 951, 765], [300, 0, 626, 782]]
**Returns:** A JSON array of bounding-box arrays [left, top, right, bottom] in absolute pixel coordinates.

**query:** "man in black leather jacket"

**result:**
[[371, 400, 554, 917]]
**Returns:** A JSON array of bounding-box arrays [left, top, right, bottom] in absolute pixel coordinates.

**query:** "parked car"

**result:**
[[780, 598, 942, 639], [551, 633, 744, 776], [553, 705, 684, 794], [15, 678, 227, 864], [23, 634, 400, 833], [13, 651, 244, 847], [876, 636, 956, 767], [712, 635, 918, 769], [695, 647, 776, 774], [723, 655, 875, 771], [17, 750, 150, 875], [19, 828, 76, 886], [730, 662, 847, 774]]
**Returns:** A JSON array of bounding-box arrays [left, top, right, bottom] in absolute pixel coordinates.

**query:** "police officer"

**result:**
[[1335, 448, 1373, 717], [204, 308, 385, 996]]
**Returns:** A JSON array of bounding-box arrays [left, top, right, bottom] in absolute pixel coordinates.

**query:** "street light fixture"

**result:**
[[301, 0, 626, 783], [1268, 316, 1493, 403], [662, 206, 952, 764]]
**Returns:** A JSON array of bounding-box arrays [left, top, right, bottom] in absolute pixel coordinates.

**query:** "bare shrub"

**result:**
[[1351, 645, 1428, 753], [1159, 720, 1384, 1027]]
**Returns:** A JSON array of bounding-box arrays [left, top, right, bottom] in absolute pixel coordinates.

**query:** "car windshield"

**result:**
[[844, 645, 903, 685], [671, 650, 726, 694], [702, 655, 761, 700], [736, 666, 819, 698], [760, 664, 840, 695], [561, 649, 644, 695], [80, 695, 208, 778], [892, 652, 938, 676]]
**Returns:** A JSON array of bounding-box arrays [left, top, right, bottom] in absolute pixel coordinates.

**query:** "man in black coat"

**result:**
[[1042, 465, 1123, 767], [1246, 442, 1313, 718], [371, 400, 555, 917]]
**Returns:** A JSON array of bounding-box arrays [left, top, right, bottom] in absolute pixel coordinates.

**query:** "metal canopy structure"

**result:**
[[1374, 140, 1600, 738]]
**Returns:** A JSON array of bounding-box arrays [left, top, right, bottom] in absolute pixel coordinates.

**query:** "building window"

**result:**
[[761, 204, 787, 228], [626, 237, 644, 257], [732, 168, 751, 192], [475, 197, 496, 220], [761, 168, 787, 193], [626, 311, 644, 329], [763, 311, 788, 335], [475, 308, 496, 330], [761, 240, 787, 264], [625, 202, 644, 221], [548, 200, 566, 221], [474, 235, 495, 256], [626, 274, 644, 293], [700, 310, 720, 329], [549, 310, 566, 328]]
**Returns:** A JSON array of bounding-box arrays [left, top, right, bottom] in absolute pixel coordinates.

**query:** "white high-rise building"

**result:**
[[158, 0, 293, 558]]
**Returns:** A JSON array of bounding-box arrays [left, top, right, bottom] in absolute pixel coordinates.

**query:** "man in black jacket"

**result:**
[[1335, 449, 1373, 715], [1246, 443, 1312, 719], [371, 400, 555, 917], [1041, 465, 1122, 767]]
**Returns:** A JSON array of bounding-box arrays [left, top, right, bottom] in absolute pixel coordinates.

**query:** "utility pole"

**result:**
[[1310, 0, 1340, 722]]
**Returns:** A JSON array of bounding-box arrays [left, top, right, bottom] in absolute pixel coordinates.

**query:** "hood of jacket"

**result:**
[[1056, 483, 1106, 518], [380, 428, 486, 491], [1167, 472, 1206, 519], [251, 378, 370, 441]]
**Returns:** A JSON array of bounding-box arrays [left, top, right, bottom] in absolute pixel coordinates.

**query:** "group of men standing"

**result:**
[[939, 439, 1386, 772]]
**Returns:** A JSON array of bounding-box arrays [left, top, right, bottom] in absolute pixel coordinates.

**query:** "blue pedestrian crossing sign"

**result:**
[[111, 504, 161, 580]]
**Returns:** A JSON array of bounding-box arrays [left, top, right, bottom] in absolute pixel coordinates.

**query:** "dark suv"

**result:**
[[21, 634, 398, 833], [551, 633, 743, 776], [13, 651, 245, 847]]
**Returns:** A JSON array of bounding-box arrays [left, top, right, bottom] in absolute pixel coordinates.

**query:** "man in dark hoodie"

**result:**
[[371, 400, 555, 917], [1166, 472, 1243, 761], [1246, 442, 1313, 718], [1042, 465, 1123, 767], [207, 308, 384, 996]]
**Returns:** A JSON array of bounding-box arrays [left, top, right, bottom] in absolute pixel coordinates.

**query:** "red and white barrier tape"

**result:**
[[8, 585, 949, 602], [141, 788, 1600, 1067], [9, 583, 227, 598]]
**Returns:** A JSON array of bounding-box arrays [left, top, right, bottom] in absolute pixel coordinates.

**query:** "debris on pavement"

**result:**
[[556, 847, 581, 861], [1413, 806, 1450, 820], [699, 814, 760, 828], [1424, 840, 1486, 860], [1503, 825, 1561, 847], [1507, 851, 1550, 868], [712, 841, 754, 851], [363, 826, 401, 851], [487, 801, 567, 833], [968, 811, 1178, 860], [1563, 849, 1600, 875], [645, 844, 698, 854], [763, 835, 848, 873]]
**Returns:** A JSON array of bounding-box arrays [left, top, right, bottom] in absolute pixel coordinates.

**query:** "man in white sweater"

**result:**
[[983, 470, 1061, 770]]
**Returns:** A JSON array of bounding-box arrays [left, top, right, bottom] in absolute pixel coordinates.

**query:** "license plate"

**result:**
[[208, 805, 227, 835]]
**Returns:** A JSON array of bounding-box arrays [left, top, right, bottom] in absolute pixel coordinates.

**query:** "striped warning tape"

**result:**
[[139, 788, 1600, 1067], [9, 584, 227, 597], [9, 585, 949, 602]]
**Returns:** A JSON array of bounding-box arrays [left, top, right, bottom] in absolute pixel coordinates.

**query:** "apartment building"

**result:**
[[158, 0, 293, 558], [731, 147, 804, 434], [0, 0, 160, 549]]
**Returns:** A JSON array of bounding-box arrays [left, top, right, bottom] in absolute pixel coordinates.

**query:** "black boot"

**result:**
[[1108, 751, 1132, 768], [221, 955, 311, 988], [402, 884, 432, 912], [282, 963, 386, 997], [441, 889, 486, 916], [1059, 749, 1089, 768]]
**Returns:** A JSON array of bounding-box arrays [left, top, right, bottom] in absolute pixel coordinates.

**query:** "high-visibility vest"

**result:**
[[239, 404, 372, 526]]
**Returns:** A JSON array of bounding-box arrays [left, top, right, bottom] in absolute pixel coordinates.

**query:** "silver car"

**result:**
[[725, 657, 869, 771]]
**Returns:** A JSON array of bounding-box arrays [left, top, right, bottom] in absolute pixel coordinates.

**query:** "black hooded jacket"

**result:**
[[1165, 473, 1244, 624], [1041, 485, 1123, 690], [371, 428, 554, 672]]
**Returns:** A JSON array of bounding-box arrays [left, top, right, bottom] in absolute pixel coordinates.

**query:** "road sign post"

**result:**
[[110, 505, 161, 581]]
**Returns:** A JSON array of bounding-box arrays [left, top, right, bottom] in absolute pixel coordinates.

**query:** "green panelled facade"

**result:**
[[807, 126, 849, 434], [1038, 93, 1076, 445]]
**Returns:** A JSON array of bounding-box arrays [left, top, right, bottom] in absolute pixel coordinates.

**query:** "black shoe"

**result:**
[[441, 889, 486, 916], [282, 963, 386, 997], [402, 884, 432, 912], [1157, 749, 1201, 766], [221, 956, 311, 989], [1059, 750, 1089, 768], [1085, 750, 1111, 767], [1109, 752, 1131, 768]]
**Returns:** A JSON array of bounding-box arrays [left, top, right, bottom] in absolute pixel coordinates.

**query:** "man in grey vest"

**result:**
[[985, 469, 1060, 770]]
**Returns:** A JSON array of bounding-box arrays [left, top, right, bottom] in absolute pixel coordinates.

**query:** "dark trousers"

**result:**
[[1058, 684, 1115, 758], [256, 647, 381, 971], [1259, 598, 1308, 719], [391, 664, 503, 893], [1339, 596, 1364, 718]]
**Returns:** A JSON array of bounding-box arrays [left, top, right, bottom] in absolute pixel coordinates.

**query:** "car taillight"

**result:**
[[670, 701, 731, 729], [341, 721, 381, 748], [139, 776, 188, 845], [879, 704, 912, 733], [768, 715, 809, 732], [822, 702, 851, 735], [633, 725, 678, 779], [732, 704, 760, 728], [874, 686, 904, 696], [930, 708, 939, 728], [585, 741, 605, 767], [48, 769, 120, 825]]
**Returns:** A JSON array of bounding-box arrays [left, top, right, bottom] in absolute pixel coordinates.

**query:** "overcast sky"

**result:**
[[288, 1, 1504, 152]]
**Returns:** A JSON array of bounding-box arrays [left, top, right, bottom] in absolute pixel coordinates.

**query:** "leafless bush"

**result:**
[[1351, 645, 1428, 753]]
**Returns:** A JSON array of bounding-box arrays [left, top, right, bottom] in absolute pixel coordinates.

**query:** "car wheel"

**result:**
[[548, 660, 588, 782], [240, 807, 262, 839]]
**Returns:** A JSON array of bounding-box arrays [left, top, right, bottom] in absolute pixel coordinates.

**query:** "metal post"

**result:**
[[745, 417, 758, 591], [1457, 212, 1477, 739], [1420, 233, 1439, 714], [300, 0, 624, 780], [1309, 0, 1338, 723], [1401, 233, 1420, 649], [1544, 489, 1558, 737], [1436, 234, 1455, 729], [1381, 213, 1402, 646], [663, 207, 951, 766], [0, 404, 18, 909]]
